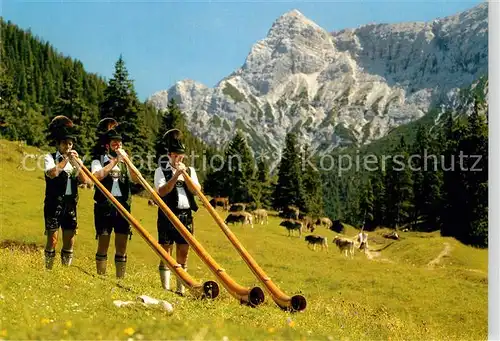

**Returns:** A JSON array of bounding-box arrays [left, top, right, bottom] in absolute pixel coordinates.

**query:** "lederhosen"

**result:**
[[93, 156, 132, 239], [44, 152, 79, 232], [157, 165, 198, 245]]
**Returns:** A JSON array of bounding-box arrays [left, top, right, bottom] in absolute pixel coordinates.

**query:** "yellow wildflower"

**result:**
[[41, 318, 50, 325], [124, 327, 135, 336], [65, 321, 72, 328]]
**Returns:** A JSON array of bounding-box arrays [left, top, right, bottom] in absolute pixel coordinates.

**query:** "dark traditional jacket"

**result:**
[[158, 165, 198, 223], [93, 155, 131, 207], [44, 152, 78, 206]]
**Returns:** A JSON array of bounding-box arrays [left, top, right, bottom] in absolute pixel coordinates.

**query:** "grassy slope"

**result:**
[[0, 140, 487, 340]]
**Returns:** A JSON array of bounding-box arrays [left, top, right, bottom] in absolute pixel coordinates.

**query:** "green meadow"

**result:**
[[0, 140, 487, 340]]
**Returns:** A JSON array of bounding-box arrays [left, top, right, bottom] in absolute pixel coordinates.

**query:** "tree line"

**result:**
[[0, 18, 217, 188], [321, 78, 488, 248], [202, 130, 325, 219]]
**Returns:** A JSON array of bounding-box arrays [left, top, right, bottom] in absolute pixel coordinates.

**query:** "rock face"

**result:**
[[148, 3, 487, 158]]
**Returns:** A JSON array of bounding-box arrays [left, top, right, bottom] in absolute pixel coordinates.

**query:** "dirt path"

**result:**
[[427, 242, 452, 268], [364, 249, 394, 264]]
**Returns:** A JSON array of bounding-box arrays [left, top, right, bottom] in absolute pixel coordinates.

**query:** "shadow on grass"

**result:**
[[369, 241, 396, 252], [0, 239, 42, 253], [73, 264, 142, 295]]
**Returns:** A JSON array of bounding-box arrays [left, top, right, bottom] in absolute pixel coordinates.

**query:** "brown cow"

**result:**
[[302, 216, 315, 232], [210, 197, 230, 210], [332, 236, 355, 258]]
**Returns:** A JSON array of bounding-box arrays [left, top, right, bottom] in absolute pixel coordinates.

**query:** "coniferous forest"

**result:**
[[0, 18, 488, 248]]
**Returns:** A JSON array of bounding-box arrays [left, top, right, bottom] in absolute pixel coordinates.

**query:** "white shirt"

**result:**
[[91, 155, 129, 197], [44, 151, 74, 196], [154, 164, 200, 209]]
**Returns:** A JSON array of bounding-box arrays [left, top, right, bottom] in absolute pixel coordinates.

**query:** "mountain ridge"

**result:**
[[148, 2, 487, 159]]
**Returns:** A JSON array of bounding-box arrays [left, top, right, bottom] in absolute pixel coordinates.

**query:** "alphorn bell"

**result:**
[[115, 149, 266, 307], [69, 155, 219, 299], [179, 169, 307, 312]]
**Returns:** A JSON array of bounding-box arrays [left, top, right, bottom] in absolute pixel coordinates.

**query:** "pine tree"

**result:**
[[440, 114, 467, 238], [17, 103, 46, 146], [203, 149, 227, 197], [253, 159, 273, 209], [99, 55, 147, 157], [224, 131, 256, 203], [301, 144, 324, 218], [52, 68, 96, 156], [441, 97, 488, 246], [384, 136, 414, 229], [0, 65, 18, 138], [411, 124, 443, 231], [154, 98, 186, 163], [371, 167, 386, 228], [344, 175, 362, 226], [359, 179, 375, 230], [272, 132, 306, 211]]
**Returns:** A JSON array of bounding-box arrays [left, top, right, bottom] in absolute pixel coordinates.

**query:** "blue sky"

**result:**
[[2, 0, 483, 101]]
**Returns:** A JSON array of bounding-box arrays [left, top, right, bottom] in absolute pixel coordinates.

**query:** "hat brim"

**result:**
[[107, 135, 123, 141], [168, 148, 186, 154], [57, 135, 77, 141]]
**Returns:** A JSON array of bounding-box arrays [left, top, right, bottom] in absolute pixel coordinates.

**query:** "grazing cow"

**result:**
[[252, 209, 268, 225], [302, 216, 315, 232], [305, 235, 328, 251], [224, 212, 253, 228], [332, 236, 355, 258], [331, 220, 344, 233], [279, 206, 300, 220], [229, 203, 246, 212], [384, 231, 399, 240], [279, 220, 303, 237], [148, 199, 157, 207], [316, 217, 333, 229], [209, 197, 229, 210]]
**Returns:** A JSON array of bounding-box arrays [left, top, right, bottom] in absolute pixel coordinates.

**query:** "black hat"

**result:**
[[103, 128, 123, 143], [163, 129, 186, 154], [96, 118, 122, 144], [48, 115, 77, 142]]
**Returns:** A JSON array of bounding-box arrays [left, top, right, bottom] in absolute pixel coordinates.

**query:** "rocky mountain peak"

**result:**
[[148, 3, 488, 161]]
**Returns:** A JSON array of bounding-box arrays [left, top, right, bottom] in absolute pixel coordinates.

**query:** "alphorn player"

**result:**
[[91, 119, 139, 278], [43, 116, 91, 269], [154, 129, 201, 295]]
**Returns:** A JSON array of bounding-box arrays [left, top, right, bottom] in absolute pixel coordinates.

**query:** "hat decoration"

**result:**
[[47, 115, 77, 142], [96, 118, 123, 144], [163, 128, 186, 154]]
